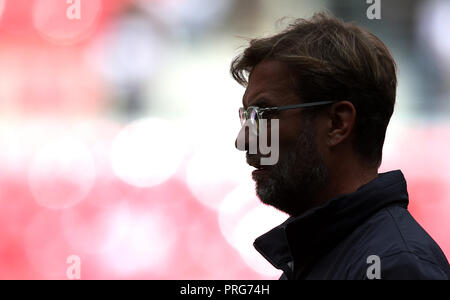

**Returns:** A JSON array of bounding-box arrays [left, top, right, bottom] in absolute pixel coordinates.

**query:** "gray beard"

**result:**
[[252, 123, 329, 217]]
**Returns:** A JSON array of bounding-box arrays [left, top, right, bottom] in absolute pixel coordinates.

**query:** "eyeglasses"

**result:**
[[239, 101, 336, 135]]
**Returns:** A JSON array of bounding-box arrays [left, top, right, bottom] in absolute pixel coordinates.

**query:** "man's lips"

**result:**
[[251, 168, 269, 177], [246, 154, 270, 174], [246, 154, 262, 169]]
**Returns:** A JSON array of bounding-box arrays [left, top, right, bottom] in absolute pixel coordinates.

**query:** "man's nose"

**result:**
[[235, 122, 259, 153], [235, 125, 248, 151]]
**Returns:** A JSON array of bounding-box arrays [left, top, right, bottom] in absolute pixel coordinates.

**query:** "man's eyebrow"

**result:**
[[245, 97, 272, 108]]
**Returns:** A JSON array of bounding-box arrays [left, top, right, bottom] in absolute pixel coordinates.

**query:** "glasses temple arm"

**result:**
[[272, 101, 337, 111]]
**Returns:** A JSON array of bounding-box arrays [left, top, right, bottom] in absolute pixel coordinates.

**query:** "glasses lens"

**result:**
[[249, 107, 259, 135], [238, 107, 259, 135], [239, 108, 245, 126]]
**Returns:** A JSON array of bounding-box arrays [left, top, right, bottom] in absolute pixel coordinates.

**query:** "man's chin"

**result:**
[[252, 169, 314, 216], [251, 169, 274, 195], [251, 168, 270, 179], [252, 171, 279, 206]]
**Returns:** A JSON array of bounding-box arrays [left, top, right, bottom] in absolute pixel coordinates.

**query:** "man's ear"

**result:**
[[326, 101, 356, 147]]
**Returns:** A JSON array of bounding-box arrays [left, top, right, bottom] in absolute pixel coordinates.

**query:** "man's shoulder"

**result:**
[[362, 205, 447, 263], [340, 204, 449, 279]]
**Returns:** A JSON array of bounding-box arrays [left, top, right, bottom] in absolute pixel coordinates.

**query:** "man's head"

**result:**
[[232, 13, 397, 216]]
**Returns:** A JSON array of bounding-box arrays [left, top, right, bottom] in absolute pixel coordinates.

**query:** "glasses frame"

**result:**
[[239, 100, 337, 134]]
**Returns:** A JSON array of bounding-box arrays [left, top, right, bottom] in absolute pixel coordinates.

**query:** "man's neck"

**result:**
[[314, 163, 378, 210]]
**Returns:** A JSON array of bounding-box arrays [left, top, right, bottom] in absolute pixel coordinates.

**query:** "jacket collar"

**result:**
[[253, 170, 409, 279]]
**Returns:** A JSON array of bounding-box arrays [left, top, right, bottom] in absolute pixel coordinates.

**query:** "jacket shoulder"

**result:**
[[376, 251, 449, 279], [346, 205, 449, 279]]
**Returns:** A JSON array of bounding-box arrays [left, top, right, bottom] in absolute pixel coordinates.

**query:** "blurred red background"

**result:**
[[0, 0, 448, 279]]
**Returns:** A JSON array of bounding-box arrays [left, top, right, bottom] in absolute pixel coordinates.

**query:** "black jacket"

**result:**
[[253, 170, 450, 280]]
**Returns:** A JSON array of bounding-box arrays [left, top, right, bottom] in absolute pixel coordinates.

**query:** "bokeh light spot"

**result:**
[[32, 0, 102, 45], [28, 137, 96, 209], [101, 204, 178, 275], [110, 118, 186, 188], [219, 181, 288, 278]]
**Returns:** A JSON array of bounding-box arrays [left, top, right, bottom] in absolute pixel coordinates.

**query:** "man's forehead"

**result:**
[[249, 60, 291, 83], [243, 60, 293, 105]]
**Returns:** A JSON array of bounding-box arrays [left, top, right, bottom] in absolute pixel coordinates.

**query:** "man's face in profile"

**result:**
[[237, 60, 329, 217]]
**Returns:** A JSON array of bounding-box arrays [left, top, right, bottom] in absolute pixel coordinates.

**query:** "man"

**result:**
[[232, 13, 449, 280]]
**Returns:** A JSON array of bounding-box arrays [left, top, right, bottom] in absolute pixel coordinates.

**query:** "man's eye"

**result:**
[[261, 110, 278, 118]]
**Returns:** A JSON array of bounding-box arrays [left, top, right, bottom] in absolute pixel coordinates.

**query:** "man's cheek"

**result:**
[[277, 136, 297, 155], [278, 123, 301, 148]]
